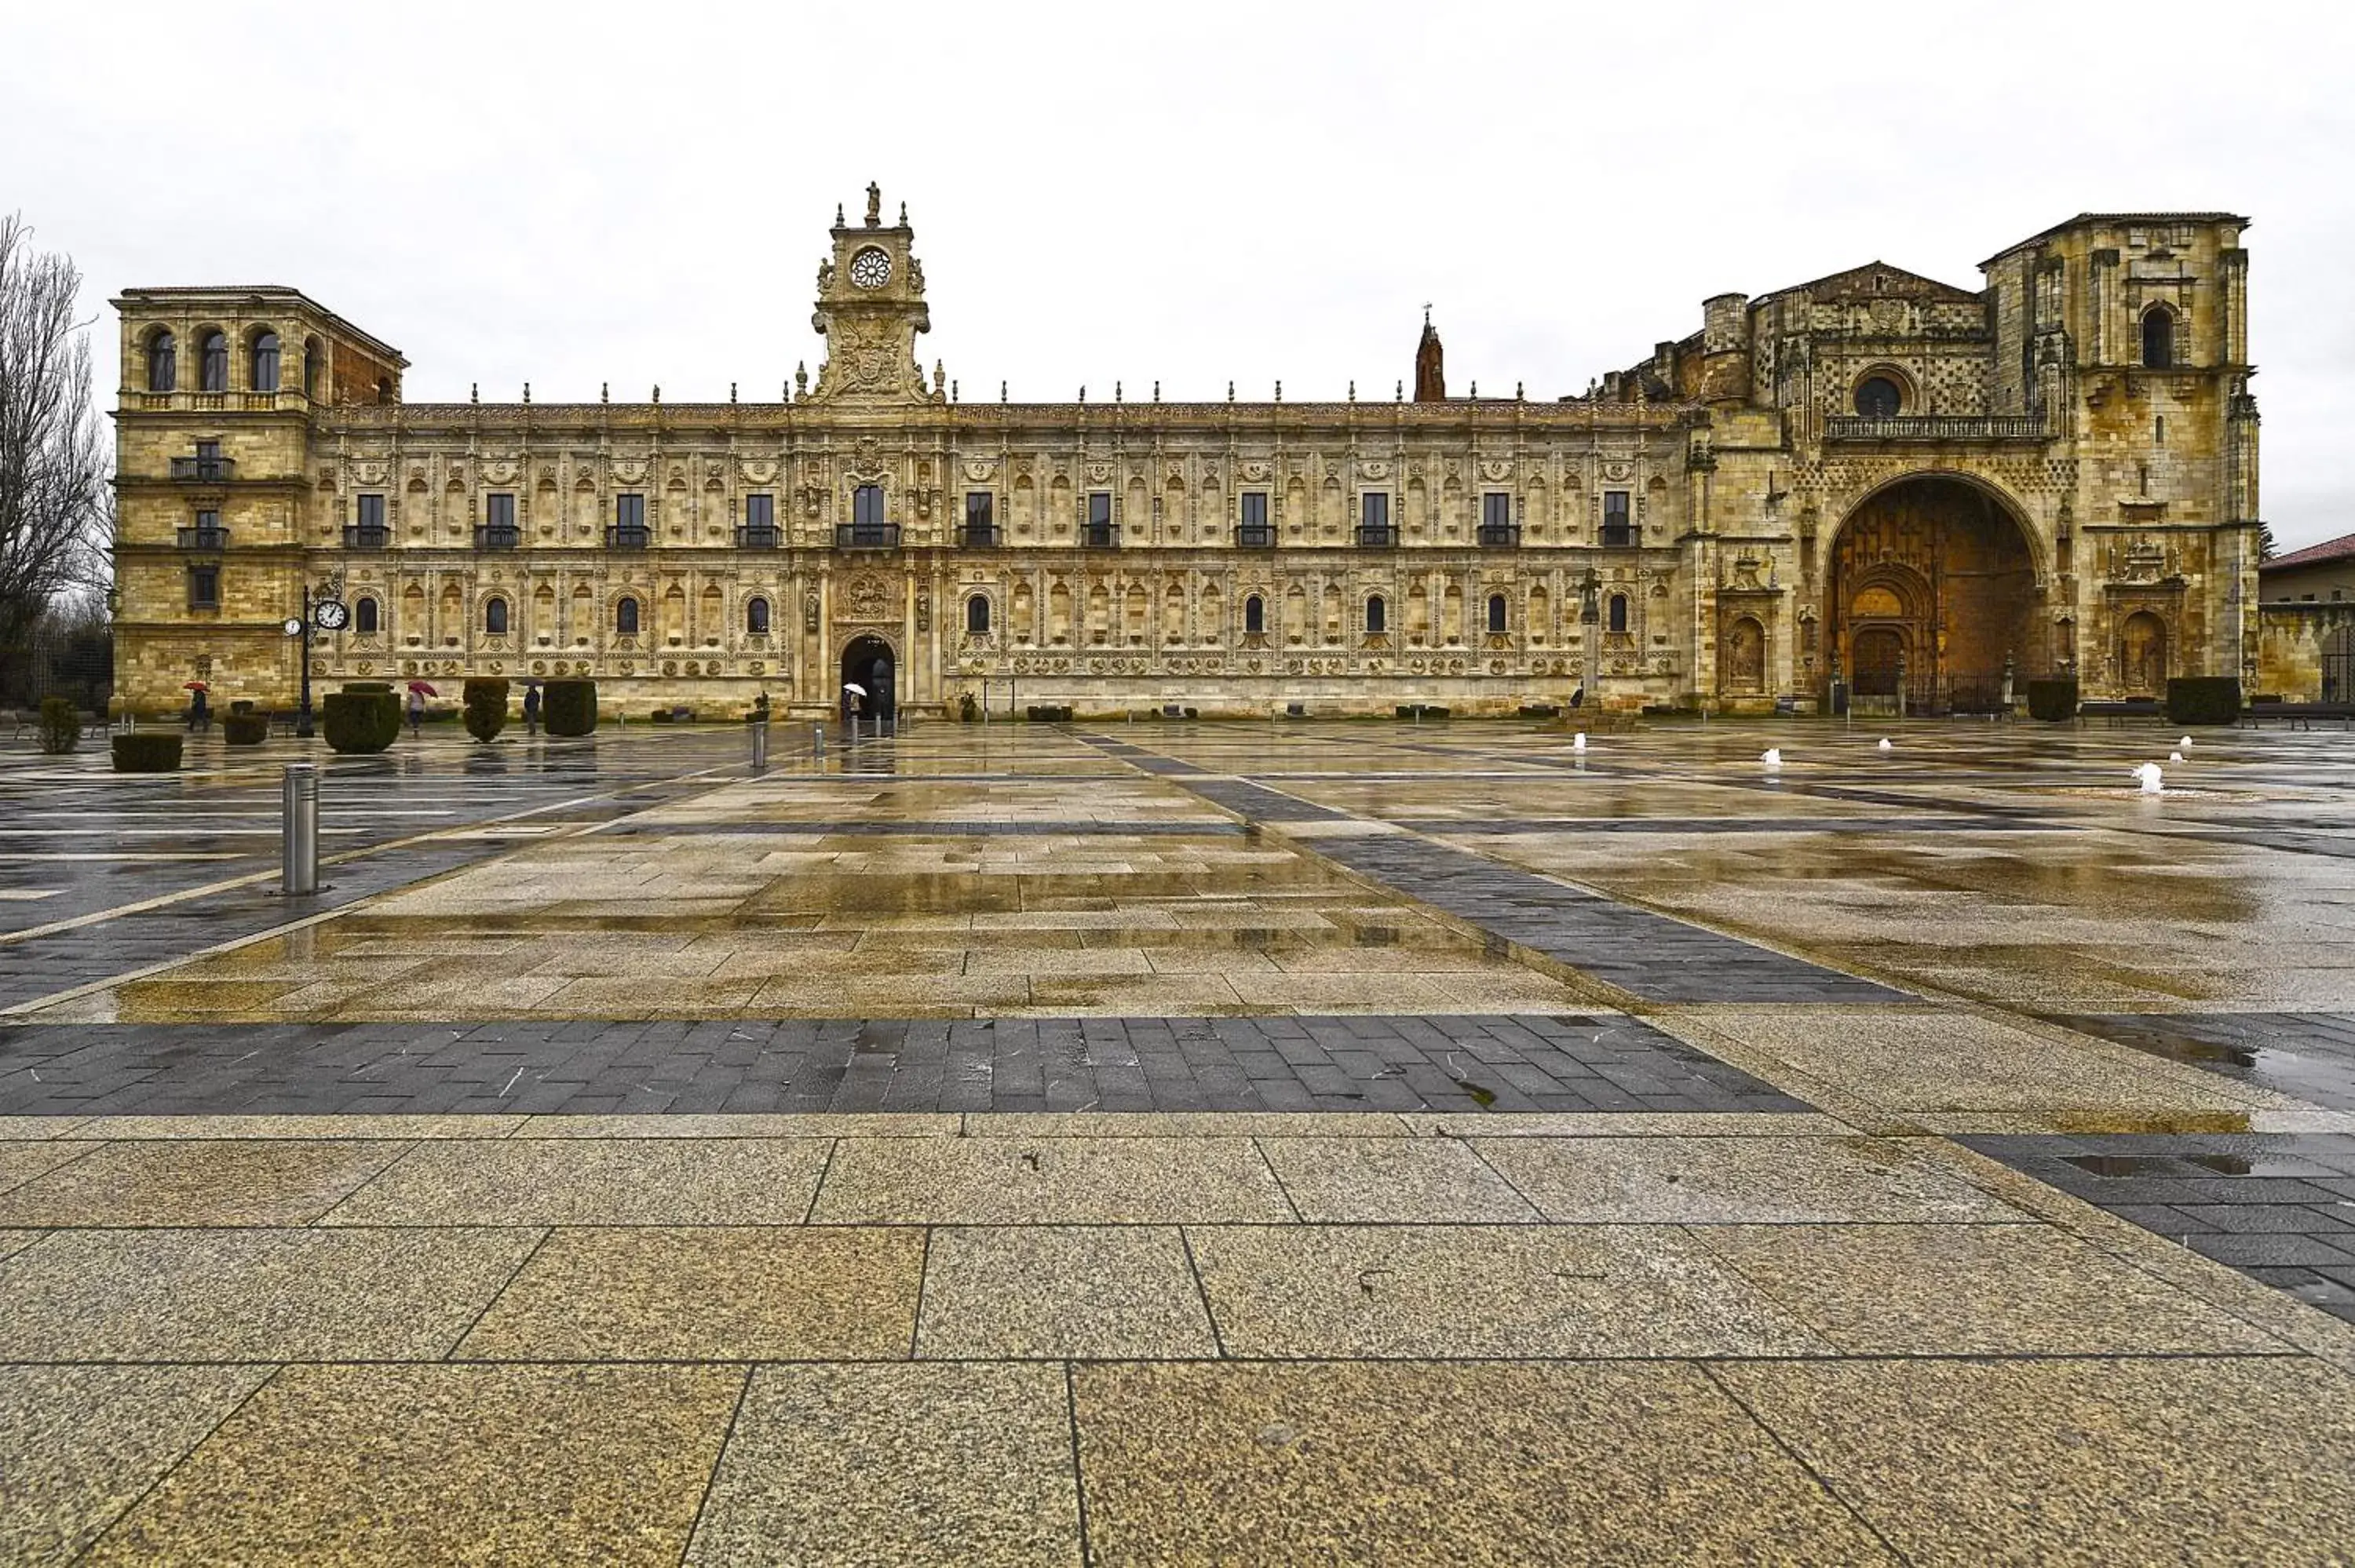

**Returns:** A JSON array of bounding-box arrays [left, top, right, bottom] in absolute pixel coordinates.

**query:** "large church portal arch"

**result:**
[[1827, 474, 2041, 713]]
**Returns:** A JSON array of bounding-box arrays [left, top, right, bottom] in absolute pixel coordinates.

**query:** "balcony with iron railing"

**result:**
[[167, 456, 237, 483], [175, 525, 230, 550], [1236, 524, 1277, 549], [606, 524, 652, 549], [1601, 524, 1638, 549], [1083, 523, 1121, 549], [341, 525, 391, 549], [1824, 414, 2049, 443], [1355, 525, 1398, 549], [835, 523, 901, 549], [1477, 523, 1522, 549], [473, 525, 520, 551], [736, 524, 783, 549], [955, 524, 999, 548]]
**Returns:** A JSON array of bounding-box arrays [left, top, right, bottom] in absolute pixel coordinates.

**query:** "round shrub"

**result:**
[[223, 712, 268, 746], [37, 696, 77, 755], [462, 678, 509, 742], [543, 679, 597, 736], [2166, 676, 2241, 727], [2026, 678, 2079, 723], [323, 690, 399, 753], [110, 733, 183, 772]]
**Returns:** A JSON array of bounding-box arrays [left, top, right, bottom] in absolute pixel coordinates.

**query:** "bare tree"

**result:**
[[0, 213, 108, 698]]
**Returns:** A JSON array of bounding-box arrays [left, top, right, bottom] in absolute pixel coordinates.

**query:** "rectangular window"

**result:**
[[1086, 491, 1115, 547], [1603, 490, 1632, 545], [1479, 492, 1517, 546], [964, 490, 994, 545], [1360, 493, 1388, 531], [486, 494, 515, 528], [746, 494, 774, 529], [350, 493, 388, 549], [357, 494, 384, 530], [612, 493, 648, 548], [186, 563, 219, 610], [196, 509, 219, 531], [1240, 493, 1268, 530]]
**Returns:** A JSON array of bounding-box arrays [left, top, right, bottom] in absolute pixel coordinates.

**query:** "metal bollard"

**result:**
[[812, 724, 825, 757], [281, 762, 319, 896], [749, 720, 769, 774]]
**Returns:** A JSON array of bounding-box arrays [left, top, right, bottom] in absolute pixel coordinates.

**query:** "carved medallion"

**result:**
[[840, 573, 896, 622]]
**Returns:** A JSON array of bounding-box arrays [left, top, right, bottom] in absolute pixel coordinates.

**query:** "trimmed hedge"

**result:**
[[1024, 705, 1074, 722], [462, 678, 509, 742], [544, 679, 597, 736], [223, 712, 268, 746], [37, 696, 77, 755], [2026, 678, 2079, 723], [111, 733, 183, 772], [323, 689, 400, 753], [1396, 704, 1451, 720], [2167, 676, 2241, 726]]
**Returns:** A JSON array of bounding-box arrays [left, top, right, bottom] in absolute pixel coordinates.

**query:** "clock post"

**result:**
[[297, 583, 316, 738], [290, 581, 348, 739]]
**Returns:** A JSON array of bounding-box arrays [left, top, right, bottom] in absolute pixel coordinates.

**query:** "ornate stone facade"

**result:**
[[111, 199, 2262, 717]]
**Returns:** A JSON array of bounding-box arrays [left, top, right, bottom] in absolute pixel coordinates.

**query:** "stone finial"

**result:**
[[1152, 381, 1160, 403], [899, 201, 907, 225], [1470, 380, 1477, 400], [783, 381, 790, 403], [1349, 380, 1356, 402], [1516, 381, 1524, 400], [1397, 381, 1404, 401], [601, 381, 609, 403], [1000, 380, 1008, 403], [1115, 381, 1123, 403], [1079, 385, 1086, 403], [951, 379, 958, 402], [1228, 381, 1234, 402], [730, 381, 738, 403], [933, 359, 944, 394], [1275, 380, 1283, 402], [652, 385, 661, 403], [795, 362, 809, 396], [835, 202, 845, 226], [469, 382, 478, 403], [523, 382, 531, 403]]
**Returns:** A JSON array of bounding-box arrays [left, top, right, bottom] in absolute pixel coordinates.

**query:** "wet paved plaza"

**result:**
[[2, 717, 2354, 1563]]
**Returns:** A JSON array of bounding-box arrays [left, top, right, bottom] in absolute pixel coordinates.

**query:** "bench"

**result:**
[[2078, 699, 2164, 725], [2244, 702, 2355, 731]]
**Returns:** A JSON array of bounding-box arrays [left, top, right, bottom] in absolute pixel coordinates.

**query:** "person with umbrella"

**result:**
[[521, 680, 542, 737], [184, 680, 210, 733], [405, 680, 435, 738], [842, 681, 866, 730]]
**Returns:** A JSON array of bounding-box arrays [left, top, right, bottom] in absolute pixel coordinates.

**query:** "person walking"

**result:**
[[522, 684, 541, 736], [406, 685, 425, 738], [186, 687, 209, 733]]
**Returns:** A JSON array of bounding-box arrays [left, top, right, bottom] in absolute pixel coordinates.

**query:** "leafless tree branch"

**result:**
[[0, 211, 111, 676]]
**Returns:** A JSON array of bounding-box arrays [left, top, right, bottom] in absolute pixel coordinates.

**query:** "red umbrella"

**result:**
[[182, 680, 210, 691], [405, 680, 439, 696]]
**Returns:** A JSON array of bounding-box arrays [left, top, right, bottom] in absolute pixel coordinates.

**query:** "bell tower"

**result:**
[[806, 183, 939, 405]]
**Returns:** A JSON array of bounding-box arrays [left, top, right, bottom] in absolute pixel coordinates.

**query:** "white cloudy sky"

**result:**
[[7, 0, 2351, 547]]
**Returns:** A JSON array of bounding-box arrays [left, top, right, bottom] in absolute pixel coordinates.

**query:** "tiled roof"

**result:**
[[2262, 531, 2355, 572]]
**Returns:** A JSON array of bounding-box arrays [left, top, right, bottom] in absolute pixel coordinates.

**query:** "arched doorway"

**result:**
[[2118, 612, 2169, 697], [840, 635, 896, 721], [1722, 616, 1765, 695], [1828, 475, 2040, 713]]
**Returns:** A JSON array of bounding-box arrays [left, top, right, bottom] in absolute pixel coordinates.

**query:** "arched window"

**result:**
[[1365, 594, 1386, 634], [302, 338, 321, 399], [2141, 307, 2175, 370], [199, 331, 228, 392], [484, 597, 508, 636], [1608, 593, 1629, 634], [145, 330, 176, 392], [250, 331, 280, 392], [1487, 593, 1507, 634], [746, 596, 770, 635], [615, 596, 639, 636], [966, 594, 991, 634], [1853, 376, 1902, 418], [374, 377, 392, 404], [1244, 594, 1265, 635], [354, 596, 378, 633]]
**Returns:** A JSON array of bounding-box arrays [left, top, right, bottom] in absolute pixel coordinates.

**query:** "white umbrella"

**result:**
[[842, 682, 868, 697]]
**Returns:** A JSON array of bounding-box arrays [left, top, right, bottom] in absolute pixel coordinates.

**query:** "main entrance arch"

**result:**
[[840, 635, 896, 720], [1828, 475, 2040, 713]]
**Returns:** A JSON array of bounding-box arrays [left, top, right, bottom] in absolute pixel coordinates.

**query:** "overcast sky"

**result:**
[[7, 0, 2350, 548]]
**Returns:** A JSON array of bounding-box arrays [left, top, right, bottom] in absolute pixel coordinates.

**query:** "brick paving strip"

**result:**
[[0, 1014, 1811, 1118]]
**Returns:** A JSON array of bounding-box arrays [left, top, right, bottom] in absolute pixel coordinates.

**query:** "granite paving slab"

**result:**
[[915, 1225, 1218, 1360]]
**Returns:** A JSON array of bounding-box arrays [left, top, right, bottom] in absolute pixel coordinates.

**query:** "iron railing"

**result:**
[[605, 524, 652, 549], [473, 525, 520, 551], [175, 526, 229, 550], [341, 525, 390, 549], [835, 523, 900, 549], [1083, 523, 1121, 549], [735, 525, 783, 549], [168, 456, 236, 482], [1236, 525, 1277, 549], [955, 524, 999, 548], [1477, 524, 1522, 549], [1355, 526, 1398, 548]]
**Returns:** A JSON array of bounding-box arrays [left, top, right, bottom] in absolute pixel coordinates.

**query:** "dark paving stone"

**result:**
[[0, 1014, 1811, 1118], [2050, 1012, 2355, 1110], [1966, 1132, 2355, 1326]]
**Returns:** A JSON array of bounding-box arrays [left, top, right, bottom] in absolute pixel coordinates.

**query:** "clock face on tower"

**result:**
[[848, 246, 892, 290]]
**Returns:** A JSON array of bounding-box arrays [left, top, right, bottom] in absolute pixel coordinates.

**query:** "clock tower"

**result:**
[[806, 183, 939, 406]]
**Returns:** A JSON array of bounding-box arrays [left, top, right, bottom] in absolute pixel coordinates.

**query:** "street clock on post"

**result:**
[[313, 599, 349, 632]]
